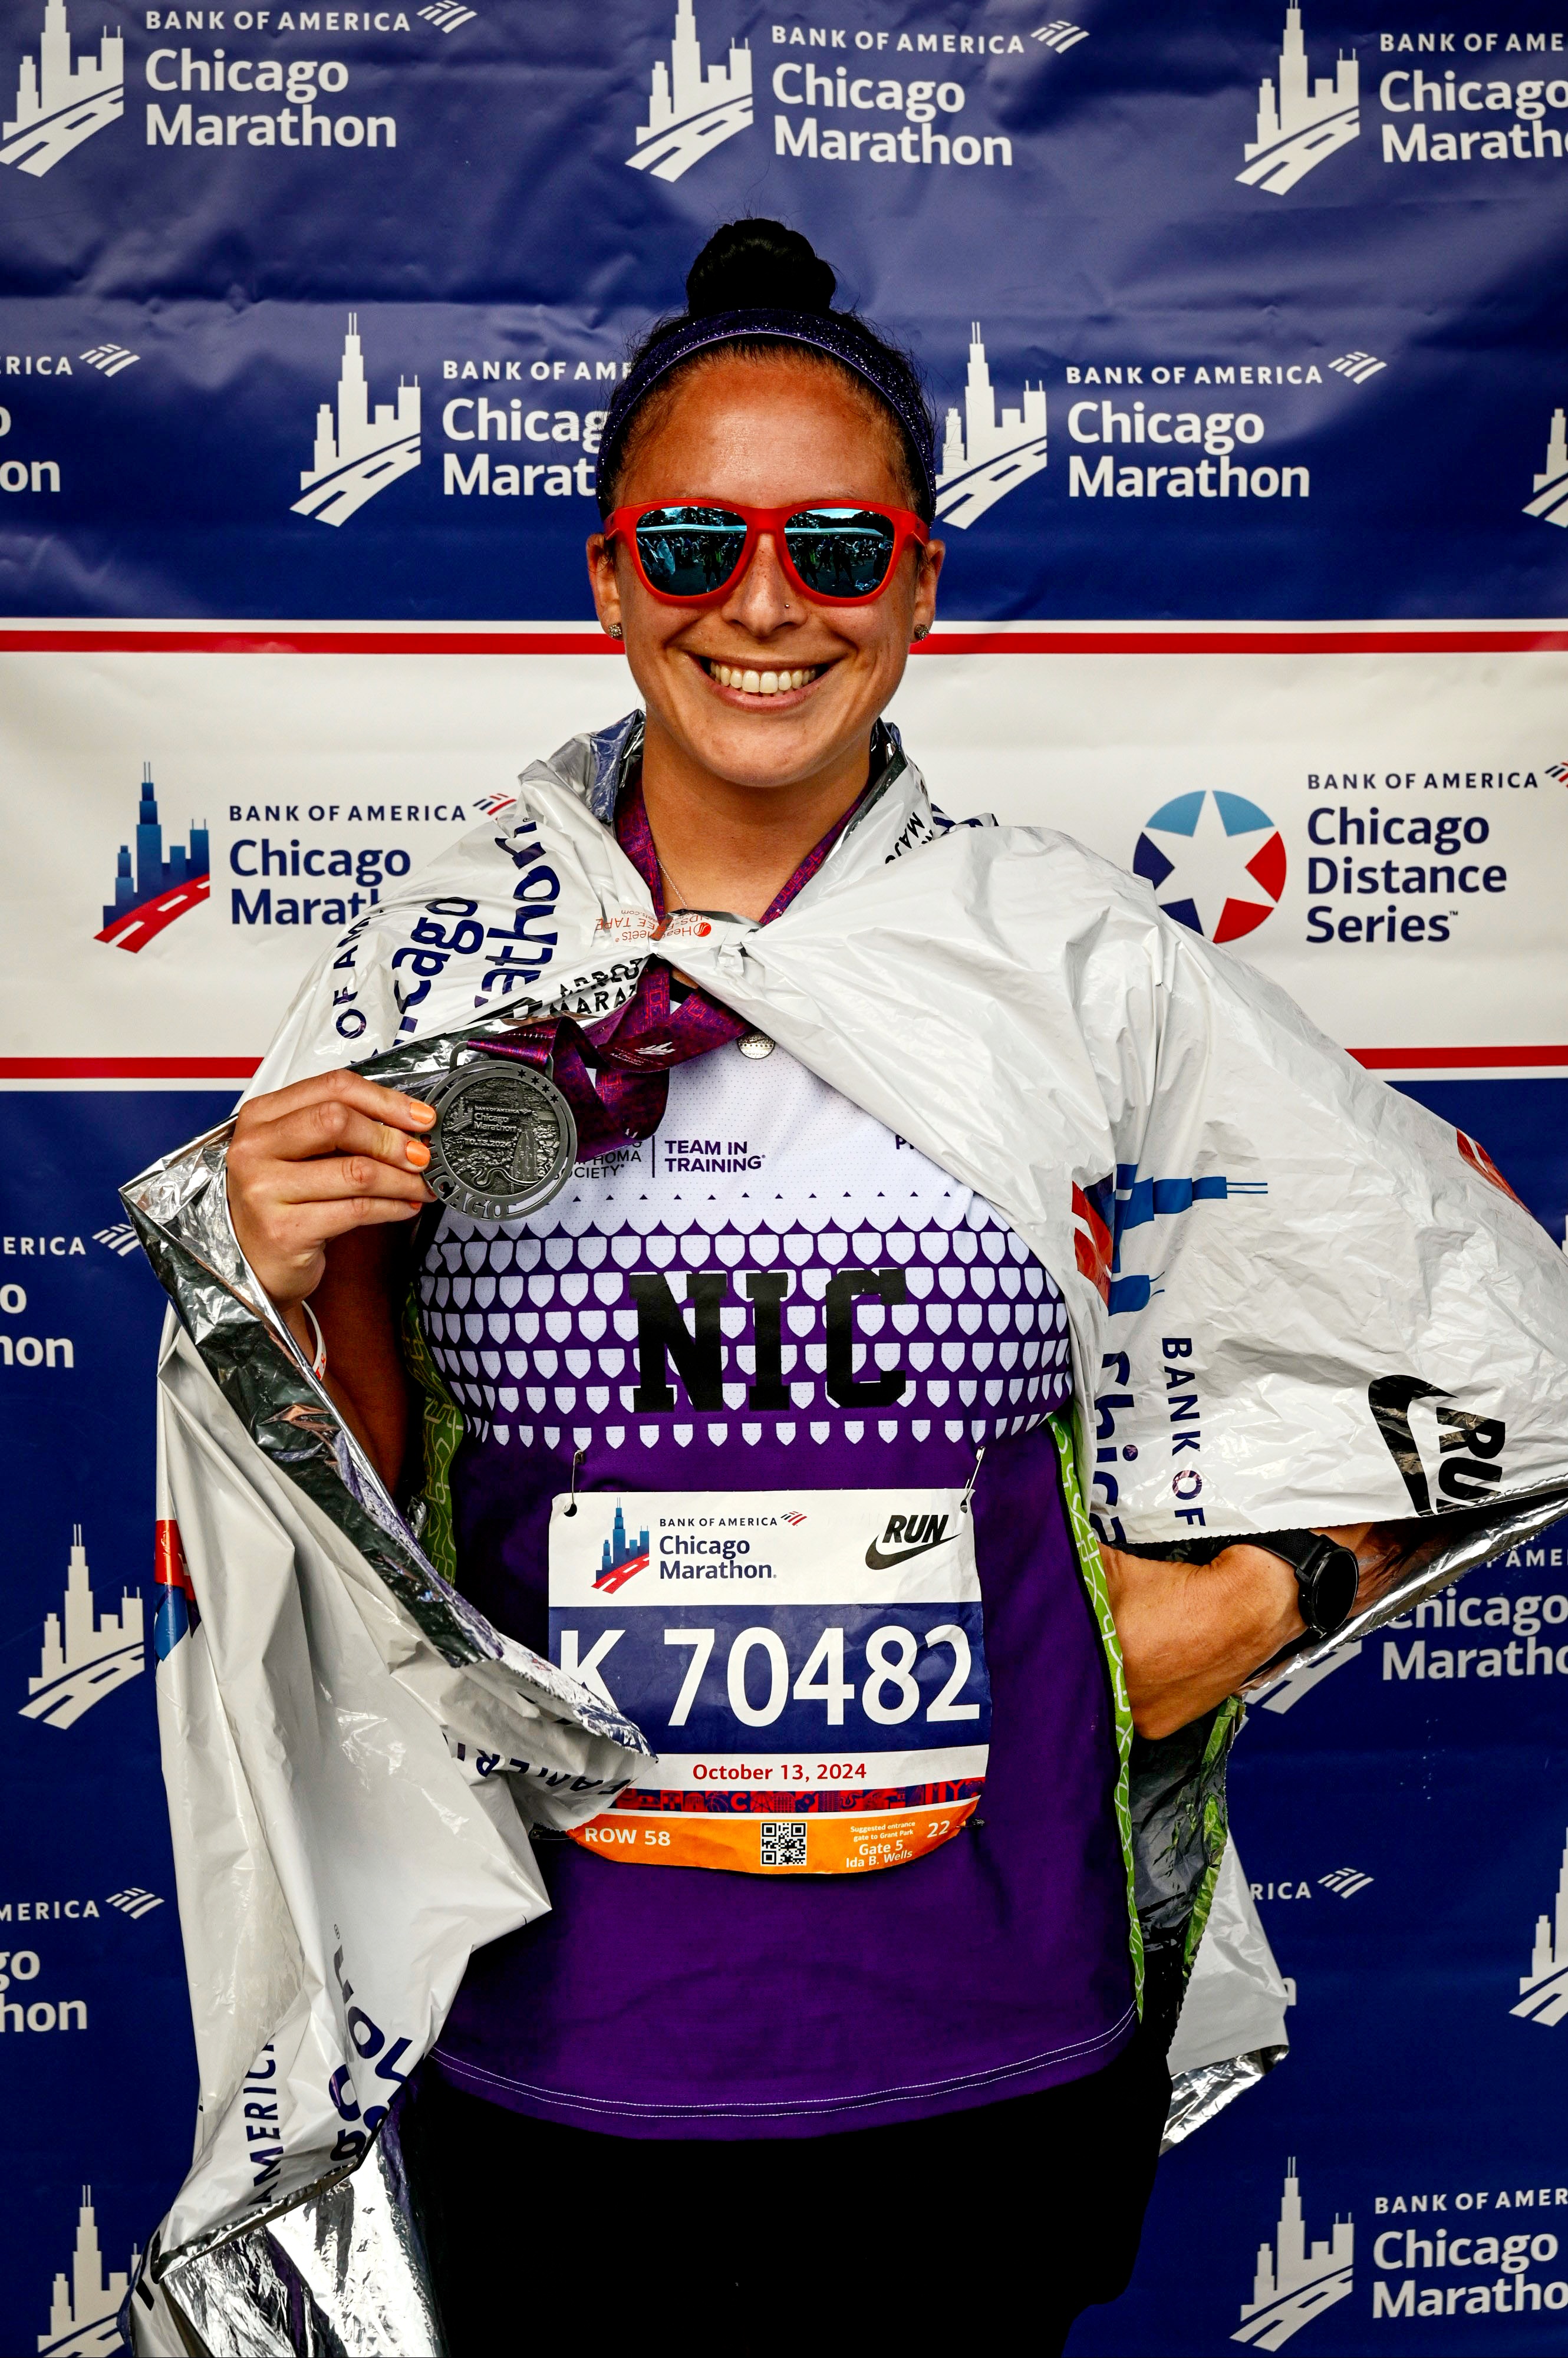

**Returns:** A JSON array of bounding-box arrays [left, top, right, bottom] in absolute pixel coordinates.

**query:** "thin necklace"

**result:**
[[654, 844, 694, 911]]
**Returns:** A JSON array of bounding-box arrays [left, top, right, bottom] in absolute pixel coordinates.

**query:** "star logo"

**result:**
[[1132, 791, 1286, 944]]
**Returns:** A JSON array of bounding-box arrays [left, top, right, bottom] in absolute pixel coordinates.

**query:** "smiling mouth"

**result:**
[[698, 657, 825, 698]]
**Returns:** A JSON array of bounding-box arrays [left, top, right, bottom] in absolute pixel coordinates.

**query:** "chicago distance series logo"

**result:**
[[1133, 790, 1288, 943]]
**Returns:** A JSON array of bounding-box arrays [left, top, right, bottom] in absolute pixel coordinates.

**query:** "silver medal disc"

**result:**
[[421, 1059, 578, 1223]]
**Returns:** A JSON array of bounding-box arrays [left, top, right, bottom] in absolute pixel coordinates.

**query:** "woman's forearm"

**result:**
[[303, 1224, 417, 1491], [1102, 1520, 1427, 1740], [1101, 1543, 1303, 1738]]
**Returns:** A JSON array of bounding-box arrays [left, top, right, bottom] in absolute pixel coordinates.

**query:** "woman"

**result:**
[[216, 220, 1541, 2352]]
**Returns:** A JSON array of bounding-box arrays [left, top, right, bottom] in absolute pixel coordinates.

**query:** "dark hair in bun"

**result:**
[[597, 218, 935, 521], [685, 218, 838, 317]]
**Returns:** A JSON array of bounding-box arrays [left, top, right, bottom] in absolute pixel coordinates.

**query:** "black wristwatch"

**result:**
[[1250, 1529, 1362, 1640]]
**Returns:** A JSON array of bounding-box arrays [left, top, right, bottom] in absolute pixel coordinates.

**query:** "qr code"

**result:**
[[760, 1820, 807, 1868]]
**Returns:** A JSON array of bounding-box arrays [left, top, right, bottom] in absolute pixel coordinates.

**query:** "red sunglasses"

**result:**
[[603, 499, 929, 608]]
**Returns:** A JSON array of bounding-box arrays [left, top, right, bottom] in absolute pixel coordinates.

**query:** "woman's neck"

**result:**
[[638, 713, 874, 921]]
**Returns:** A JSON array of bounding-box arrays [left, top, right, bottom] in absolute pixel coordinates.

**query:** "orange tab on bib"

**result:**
[[572, 1792, 983, 1873]]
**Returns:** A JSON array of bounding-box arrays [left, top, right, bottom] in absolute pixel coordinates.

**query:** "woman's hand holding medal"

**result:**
[[227, 1066, 437, 1312]]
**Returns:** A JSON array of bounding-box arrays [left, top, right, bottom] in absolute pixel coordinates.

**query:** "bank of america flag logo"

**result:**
[[628, 0, 752, 182], [1238, 6, 1358, 196], [80, 340, 139, 377], [107, 1884, 166, 1920], [1525, 407, 1568, 529], [294, 315, 421, 528], [1512, 1828, 1568, 2024], [1132, 791, 1287, 944], [1032, 21, 1088, 52], [1, 0, 121, 178], [1328, 350, 1385, 386], [1234, 2161, 1353, 2350], [935, 325, 1048, 531]]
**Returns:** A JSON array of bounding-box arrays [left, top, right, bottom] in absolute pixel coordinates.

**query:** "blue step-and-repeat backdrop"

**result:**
[[2, 0, 1567, 2347]]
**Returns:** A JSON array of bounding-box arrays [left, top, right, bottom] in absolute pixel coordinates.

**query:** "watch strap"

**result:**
[[1248, 1528, 1362, 1639]]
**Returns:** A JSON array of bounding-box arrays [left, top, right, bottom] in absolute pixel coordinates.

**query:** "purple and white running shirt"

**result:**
[[420, 1036, 1135, 2138]]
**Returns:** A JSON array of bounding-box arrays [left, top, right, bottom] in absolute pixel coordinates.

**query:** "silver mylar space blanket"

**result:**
[[121, 718, 1568, 2356]]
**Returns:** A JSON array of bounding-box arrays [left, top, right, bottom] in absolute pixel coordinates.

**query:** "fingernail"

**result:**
[[406, 1141, 431, 1167], [407, 1100, 436, 1125]]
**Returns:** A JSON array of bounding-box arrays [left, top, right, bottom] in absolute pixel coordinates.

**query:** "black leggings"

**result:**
[[407, 2005, 1172, 2358]]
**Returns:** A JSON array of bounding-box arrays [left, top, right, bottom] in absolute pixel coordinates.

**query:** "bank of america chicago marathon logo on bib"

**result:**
[[1133, 789, 1287, 943], [1233, 2161, 1354, 2350]]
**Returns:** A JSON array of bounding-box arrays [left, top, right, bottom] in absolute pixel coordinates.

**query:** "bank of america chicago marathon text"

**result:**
[[143, 42, 398, 146], [226, 815, 436, 927], [1065, 399, 1307, 502], [1382, 1555, 1568, 1681]]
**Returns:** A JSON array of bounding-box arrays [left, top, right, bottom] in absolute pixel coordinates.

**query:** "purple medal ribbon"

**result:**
[[462, 770, 864, 1163]]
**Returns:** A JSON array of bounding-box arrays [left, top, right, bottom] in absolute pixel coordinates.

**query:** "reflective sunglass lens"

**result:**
[[784, 507, 898, 598], [634, 506, 748, 598]]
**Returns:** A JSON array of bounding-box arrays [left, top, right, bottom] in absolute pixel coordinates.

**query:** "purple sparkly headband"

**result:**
[[597, 307, 937, 518]]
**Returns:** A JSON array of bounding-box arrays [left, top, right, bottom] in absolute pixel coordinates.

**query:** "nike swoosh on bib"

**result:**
[[864, 1534, 957, 1571]]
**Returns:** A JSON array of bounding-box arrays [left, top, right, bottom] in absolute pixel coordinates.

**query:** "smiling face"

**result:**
[[586, 350, 943, 803]]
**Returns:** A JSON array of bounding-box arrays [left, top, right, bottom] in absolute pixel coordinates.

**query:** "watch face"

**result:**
[[1311, 1544, 1362, 1636]]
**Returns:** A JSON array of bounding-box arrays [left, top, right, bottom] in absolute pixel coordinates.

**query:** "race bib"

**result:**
[[549, 1490, 990, 1875]]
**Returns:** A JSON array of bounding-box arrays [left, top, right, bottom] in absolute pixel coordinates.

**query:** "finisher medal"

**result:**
[[421, 1058, 578, 1223]]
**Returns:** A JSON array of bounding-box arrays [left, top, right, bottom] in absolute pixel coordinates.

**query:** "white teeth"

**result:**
[[708, 661, 817, 693]]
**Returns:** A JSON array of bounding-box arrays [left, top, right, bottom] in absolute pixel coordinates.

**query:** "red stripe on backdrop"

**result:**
[[0, 1059, 261, 1078], [4, 1050, 1564, 1081], [1350, 1046, 1568, 1070], [917, 631, 1568, 656], [1, 627, 1567, 656], [0, 628, 628, 656]]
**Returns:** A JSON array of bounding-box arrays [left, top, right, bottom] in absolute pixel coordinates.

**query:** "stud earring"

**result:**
[[911, 625, 930, 642], [606, 623, 624, 640]]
